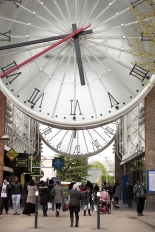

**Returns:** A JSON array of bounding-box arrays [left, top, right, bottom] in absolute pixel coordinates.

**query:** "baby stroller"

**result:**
[[100, 190, 111, 214]]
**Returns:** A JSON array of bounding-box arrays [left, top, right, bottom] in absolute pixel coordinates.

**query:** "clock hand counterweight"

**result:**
[[0, 23, 91, 79], [0, 30, 93, 51]]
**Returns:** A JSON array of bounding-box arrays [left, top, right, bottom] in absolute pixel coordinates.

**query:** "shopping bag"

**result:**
[[62, 202, 70, 212], [48, 202, 52, 209]]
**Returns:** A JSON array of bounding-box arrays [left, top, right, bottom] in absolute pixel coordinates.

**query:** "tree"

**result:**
[[56, 157, 92, 182], [128, 0, 155, 73], [89, 160, 113, 184]]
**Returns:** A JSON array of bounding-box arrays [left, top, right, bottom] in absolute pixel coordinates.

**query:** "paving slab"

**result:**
[[0, 205, 155, 232]]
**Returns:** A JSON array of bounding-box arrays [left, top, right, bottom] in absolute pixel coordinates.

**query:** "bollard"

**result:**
[[35, 191, 39, 229], [97, 192, 100, 229]]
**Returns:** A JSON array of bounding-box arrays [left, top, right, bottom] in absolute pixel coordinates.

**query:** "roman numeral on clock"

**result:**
[[5, 0, 22, 8], [129, 64, 149, 81], [41, 127, 52, 136], [0, 30, 11, 42], [70, 100, 82, 115], [108, 92, 119, 109], [27, 88, 44, 109], [104, 126, 114, 138], [92, 139, 101, 151], [141, 32, 155, 41], [131, 0, 146, 8], [1, 61, 21, 84]]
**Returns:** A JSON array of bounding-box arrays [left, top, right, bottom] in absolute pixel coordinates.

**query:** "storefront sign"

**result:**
[[5, 149, 18, 161], [32, 160, 40, 168], [16, 158, 27, 167], [31, 161, 43, 176]]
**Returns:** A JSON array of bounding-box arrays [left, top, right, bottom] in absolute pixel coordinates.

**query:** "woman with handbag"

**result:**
[[22, 180, 37, 216], [39, 182, 50, 216], [54, 181, 64, 217], [69, 184, 83, 227]]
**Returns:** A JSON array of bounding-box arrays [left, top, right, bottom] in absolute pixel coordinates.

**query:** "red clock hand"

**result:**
[[0, 23, 91, 79]]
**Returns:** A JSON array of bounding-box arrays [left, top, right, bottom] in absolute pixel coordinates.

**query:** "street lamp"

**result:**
[[0, 134, 10, 141]]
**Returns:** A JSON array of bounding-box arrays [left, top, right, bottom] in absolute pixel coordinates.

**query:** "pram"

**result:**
[[100, 190, 111, 214]]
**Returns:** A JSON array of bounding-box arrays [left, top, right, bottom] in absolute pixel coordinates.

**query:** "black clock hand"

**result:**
[[72, 24, 85, 86], [0, 30, 92, 51]]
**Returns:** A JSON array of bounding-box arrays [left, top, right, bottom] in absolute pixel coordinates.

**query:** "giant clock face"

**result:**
[[39, 121, 118, 157], [0, 0, 155, 130]]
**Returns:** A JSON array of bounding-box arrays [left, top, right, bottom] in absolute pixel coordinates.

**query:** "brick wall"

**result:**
[[0, 91, 6, 184], [145, 86, 155, 209]]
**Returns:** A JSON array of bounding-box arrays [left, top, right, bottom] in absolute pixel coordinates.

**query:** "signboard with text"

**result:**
[[16, 158, 27, 167], [31, 160, 42, 176]]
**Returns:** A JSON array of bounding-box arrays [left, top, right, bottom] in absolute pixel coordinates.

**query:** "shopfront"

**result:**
[[4, 150, 32, 185], [129, 154, 145, 185]]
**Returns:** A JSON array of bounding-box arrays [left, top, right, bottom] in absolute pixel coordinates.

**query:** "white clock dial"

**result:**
[[0, 0, 155, 129], [39, 121, 118, 157]]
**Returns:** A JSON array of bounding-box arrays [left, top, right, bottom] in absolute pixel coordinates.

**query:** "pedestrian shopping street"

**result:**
[[0, 202, 155, 232]]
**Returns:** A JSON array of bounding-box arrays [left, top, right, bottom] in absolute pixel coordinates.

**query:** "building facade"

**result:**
[[115, 87, 155, 209], [0, 91, 42, 185]]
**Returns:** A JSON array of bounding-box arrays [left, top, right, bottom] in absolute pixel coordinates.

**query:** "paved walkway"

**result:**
[[0, 202, 155, 232]]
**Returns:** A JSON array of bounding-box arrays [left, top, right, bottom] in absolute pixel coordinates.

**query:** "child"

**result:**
[[82, 187, 92, 216]]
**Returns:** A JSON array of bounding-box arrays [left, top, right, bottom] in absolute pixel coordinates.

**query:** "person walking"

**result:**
[[54, 181, 64, 217], [48, 179, 54, 210], [133, 180, 147, 216], [39, 182, 50, 216], [125, 181, 133, 208], [22, 180, 37, 216], [93, 183, 99, 193], [69, 184, 83, 227], [113, 180, 120, 204], [0, 179, 11, 214], [82, 187, 92, 216], [11, 177, 23, 215]]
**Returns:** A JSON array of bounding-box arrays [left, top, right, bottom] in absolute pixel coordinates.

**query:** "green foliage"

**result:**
[[128, 0, 155, 73], [89, 160, 113, 185], [56, 157, 92, 182]]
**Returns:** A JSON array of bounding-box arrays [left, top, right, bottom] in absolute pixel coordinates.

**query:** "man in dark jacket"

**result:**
[[133, 180, 147, 216], [0, 179, 11, 214], [11, 177, 23, 215]]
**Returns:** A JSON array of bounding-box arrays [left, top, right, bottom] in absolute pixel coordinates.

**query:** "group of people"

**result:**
[[0, 177, 22, 215], [0, 176, 147, 227]]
